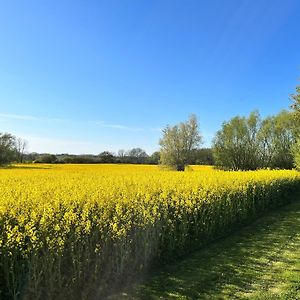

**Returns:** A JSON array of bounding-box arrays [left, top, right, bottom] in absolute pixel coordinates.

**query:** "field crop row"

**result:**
[[0, 164, 299, 299]]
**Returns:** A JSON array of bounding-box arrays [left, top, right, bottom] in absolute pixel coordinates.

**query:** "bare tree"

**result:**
[[15, 138, 27, 163], [118, 149, 126, 157]]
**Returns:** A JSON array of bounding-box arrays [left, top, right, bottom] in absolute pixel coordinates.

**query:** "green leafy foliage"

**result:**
[[291, 84, 300, 169], [0, 133, 16, 165], [213, 110, 299, 170], [159, 114, 202, 171], [290, 85, 300, 117]]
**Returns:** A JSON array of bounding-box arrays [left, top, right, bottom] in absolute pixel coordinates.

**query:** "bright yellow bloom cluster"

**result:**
[[0, 164, 299, 299]]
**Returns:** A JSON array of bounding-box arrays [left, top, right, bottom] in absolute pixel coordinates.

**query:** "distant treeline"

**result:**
[[28, 148, 214, 165], [0, 131, 214, 166]]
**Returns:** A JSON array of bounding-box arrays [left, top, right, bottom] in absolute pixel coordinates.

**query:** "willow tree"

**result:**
[[159, 114, 202, 171], [291, 85, 300, 116], [213, 110, 298, 170], [291, 84, 300, 169], [213, 111, 262, 170], [259, 110, 298, 169]]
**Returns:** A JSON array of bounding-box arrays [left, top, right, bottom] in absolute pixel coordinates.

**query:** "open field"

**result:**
[[0, 164, 300, 299]]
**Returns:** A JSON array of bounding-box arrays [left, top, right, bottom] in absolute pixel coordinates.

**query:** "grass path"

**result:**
[[112, 198, 300, 299]]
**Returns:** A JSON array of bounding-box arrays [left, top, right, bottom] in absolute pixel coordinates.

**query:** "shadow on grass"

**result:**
[[120, 199, 300, 299]]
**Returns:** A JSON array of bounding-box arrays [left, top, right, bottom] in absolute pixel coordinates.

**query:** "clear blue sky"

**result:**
[[0, 0, 300, 154]]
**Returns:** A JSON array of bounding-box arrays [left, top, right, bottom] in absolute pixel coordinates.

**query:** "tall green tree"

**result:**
[[291, 139, 300, 170], [0, 133, 16, 165], [259, 111, 297, 169], [271, 111, 297, 168], [291, 84, 300, 169], [213, 111, 261, 170], [291, 84, 300, 117], [213, 110, 298, 170], [159, 114, 202, 171]]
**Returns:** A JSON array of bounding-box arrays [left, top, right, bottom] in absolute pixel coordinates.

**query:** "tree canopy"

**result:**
[[291, 85, 300, 116], [159, 114, 202, 171], [213, 111, 261, 170], [291, 84, 300, 169], [213, 110, 298, 170], [0, 133, 16, 165]]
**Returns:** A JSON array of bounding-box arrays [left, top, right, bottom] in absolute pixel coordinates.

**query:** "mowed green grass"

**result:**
[[112, 196, 300, 299]]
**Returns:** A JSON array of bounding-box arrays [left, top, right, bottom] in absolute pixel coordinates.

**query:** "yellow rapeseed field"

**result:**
[[0, 164, 299, 299]]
